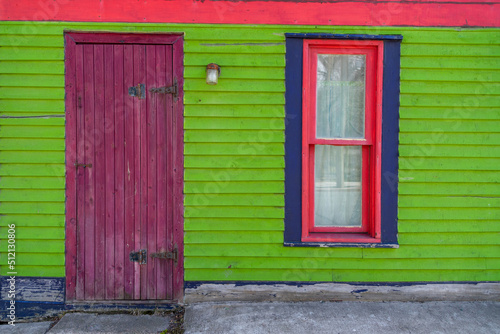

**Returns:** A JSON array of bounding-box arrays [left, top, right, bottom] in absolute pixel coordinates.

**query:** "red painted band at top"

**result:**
[[1, 0, 499, 27]]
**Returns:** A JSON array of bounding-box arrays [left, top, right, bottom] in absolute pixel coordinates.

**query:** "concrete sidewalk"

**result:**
[[185, 301, 500, 334], [0, 312, 176, 334], [1, 301, 499, 333]]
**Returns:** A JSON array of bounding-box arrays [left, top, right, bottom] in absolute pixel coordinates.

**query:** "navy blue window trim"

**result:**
[[284, 34, 401, 247]]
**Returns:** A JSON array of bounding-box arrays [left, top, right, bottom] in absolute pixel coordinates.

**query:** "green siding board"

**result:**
[[185, 156, 285, 168], [0, 151, 65, 163], [400, 107, 500, 120], [185, 231, 284, 244], [184, 66, 285, 80], [185, 269, 500, 282], [0, 164, 64, 176], [399, 157, 500, 170], [184, 181, 284, 193], [5, 239, 64, 253], [0, 99, 64, 113], [0, 47, 63, 60], [398, 183, 500, 195], [400, 94, 500, 108], [401, 56, 500, 69], [401, 69, 500, 82], [399, 208, 500, 220], [0, 118, 64, 125], [185, 54, 285, 67], [399, 220, 500, 233], [185, 169, 284, 181], [401, 82, 500, 95], [185, 257, 492, 270], [0, 265, 65, 277], [0, 87, 64, 100], [0, 126, 64, 138], [400, 31, 500, 44], [185, 206, 284, 218], [399, 195, 500, 208], [185, 218, 284, 231], [0, 21, 498, 282], [185, 78, 285, 92], [185, 117, 284, 130], [401, 44, 500, 57], [185, 41, 285, 54], [184, 105, 283, 118], [0, 176, 65, 189], [399, 232, 500, 245], [398, 170, 499, 183], [185, 92, 284, 105], [399, 133, 500, 146], [0, 215, 64, 227], [362, 246, 500, 259], [0, 61, 64, 74], [0, 189, 64, 202], [399, 145, 500, 158], [399, 120, 500, 133], [185, 130, 284, 143], [0, 202, 65, 214], [0, 226, 64, 239], [0, 35, 64, 47], [0, 139, 64, 150], [0, 253, 64, 266], [0, 74, 64, 86], [184, 194, 284, 206], [185, 143, 284, 155]]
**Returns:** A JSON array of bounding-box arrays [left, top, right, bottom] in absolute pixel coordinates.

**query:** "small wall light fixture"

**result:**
[[206, 63, 221, 85]]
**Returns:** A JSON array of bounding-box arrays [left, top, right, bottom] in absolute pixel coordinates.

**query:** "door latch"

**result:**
[[74, 162, 92, 168], [129, 249, 147, 264], [150, 249, 178, 263], [149, 81, 177, 98], [128, 84, 146, 99]]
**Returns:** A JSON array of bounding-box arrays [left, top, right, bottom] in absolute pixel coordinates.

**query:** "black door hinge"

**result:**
[[149, 81, 178, 98]]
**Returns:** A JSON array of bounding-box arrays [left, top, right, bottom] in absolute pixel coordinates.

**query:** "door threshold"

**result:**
[[66, 300, 179, 311]]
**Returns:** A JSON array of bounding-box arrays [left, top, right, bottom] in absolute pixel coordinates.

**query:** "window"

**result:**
[[284, 34, 401, 247]]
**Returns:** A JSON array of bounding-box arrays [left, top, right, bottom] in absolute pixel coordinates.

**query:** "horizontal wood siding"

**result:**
[[0, 22, 498, 282]]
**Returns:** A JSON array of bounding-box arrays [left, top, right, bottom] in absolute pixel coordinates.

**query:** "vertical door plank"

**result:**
[[113, 44, 126, 300], [134, 45, 147, 300], [65, 34, 77, 301], [75, 43, 86, 301], [93, 44, 106, 300], [172, 40, 184, 301], [83, 44, 96, 300], [165, 44, 175, 300], [145, 45, 158, 300], [104, 44, 116, 300], [123, 44, 136, 300], [155, 44, 168, 300]]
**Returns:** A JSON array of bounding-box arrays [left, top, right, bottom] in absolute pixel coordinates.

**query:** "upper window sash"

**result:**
[[303, 40, 383, 146]]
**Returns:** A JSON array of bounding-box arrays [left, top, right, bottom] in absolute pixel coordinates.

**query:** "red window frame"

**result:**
[[301, 39, 384, 243]]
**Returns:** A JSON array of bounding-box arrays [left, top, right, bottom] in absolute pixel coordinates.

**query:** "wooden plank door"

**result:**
[[65, 33, 184, 302]]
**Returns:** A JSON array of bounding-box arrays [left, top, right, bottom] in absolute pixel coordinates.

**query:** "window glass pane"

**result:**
[[314, 145, 362, 227], [316, 54, 366, 139]]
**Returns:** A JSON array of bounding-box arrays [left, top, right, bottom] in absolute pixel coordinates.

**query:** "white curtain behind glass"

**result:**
[[314, 54, 365, 227]]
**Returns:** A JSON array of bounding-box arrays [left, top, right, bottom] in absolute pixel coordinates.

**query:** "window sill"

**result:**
[[302, 232, 381, 243], [284, 241, 399, 248]]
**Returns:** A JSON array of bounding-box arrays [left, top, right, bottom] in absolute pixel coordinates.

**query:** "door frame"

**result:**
[[64, 32, 184, 302]]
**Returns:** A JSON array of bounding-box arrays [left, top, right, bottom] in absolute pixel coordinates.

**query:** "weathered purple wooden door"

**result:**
[[65, 33, 184, 301]]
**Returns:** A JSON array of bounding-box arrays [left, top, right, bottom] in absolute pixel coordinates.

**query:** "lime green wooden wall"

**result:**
[[0, 22, 498, 281]]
